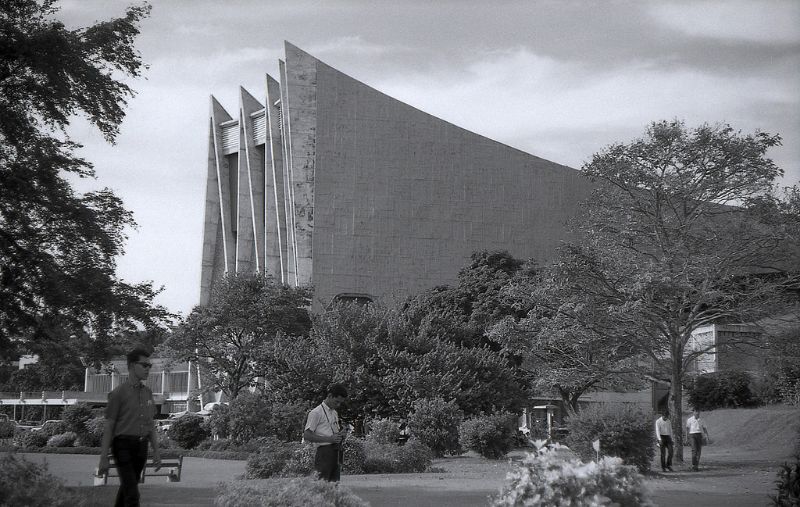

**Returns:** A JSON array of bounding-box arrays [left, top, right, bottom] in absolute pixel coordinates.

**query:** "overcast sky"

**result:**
[[58, 0, 800, 317]]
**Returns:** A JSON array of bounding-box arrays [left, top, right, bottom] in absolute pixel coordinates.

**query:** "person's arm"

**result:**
[[97, 419, 115, 475], [303, 428, 344, 445], [655, 420, 661, 444]]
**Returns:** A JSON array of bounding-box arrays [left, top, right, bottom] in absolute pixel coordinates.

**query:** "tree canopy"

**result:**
[[0, 0, 169, 364], [555, 120, 800, 457], [163, 274, 313, 399]]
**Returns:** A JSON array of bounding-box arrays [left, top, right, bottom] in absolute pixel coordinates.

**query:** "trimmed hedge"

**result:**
[[564, 403, 655, 474], [686, 370, 758, 410], [46, 432, 77, 448], [14, 430, 49, 449], [459, 412, 517, 459]]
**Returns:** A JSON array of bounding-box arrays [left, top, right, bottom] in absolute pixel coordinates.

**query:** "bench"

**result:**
[[94, 454, 183, 486]]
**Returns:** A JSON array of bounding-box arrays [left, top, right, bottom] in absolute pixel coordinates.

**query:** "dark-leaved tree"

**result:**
[[0, 0, 171, 365]]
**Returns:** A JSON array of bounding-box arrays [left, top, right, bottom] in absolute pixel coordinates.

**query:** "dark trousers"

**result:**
[[659, 436, 673, 470], [111, 436, 149, 507], [314, 444, 341, 482], [689, 433, 703, 469]]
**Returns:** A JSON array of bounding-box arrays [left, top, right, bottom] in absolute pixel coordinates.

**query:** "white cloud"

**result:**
[[649, 1, 800, 44]]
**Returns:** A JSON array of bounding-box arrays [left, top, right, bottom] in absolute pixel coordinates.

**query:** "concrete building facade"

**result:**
[[201, 42, 596, 307]]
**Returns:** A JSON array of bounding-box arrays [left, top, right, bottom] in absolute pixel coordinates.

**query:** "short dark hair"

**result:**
[[126, 348, 151, 365], [327, 383, 348, 398]]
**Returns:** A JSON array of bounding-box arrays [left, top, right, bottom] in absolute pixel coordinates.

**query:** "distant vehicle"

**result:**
[[31, 420, 63, 432]]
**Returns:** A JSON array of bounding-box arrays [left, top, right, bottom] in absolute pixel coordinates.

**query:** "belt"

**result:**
[[115, 434, 149, 441]]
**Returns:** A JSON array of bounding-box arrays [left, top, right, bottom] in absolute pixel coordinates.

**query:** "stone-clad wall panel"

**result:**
[[310, 58, 595, 306]]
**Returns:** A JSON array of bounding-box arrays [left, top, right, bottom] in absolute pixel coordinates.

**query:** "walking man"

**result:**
[[97, 348, 161, 506], [654, 410, 674, 472], [685, 408, 710, 471], [303, 383, 349, 481]]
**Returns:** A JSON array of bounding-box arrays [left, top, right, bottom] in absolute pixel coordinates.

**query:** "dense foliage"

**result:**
[[366, 418, 401, 445], [686, 371, 758, 410], [166, 414, 209, 449], [164, 273, 312, 398], [0, 0, 171, 366], [492, 444, 653, 506], [564, 404, 655, 473], [0, 454, 85, 506], [46, 432, 77, 447], [215, 477, 368, 507], [458, 412, 517, 459], [407, 398, 463, 457]]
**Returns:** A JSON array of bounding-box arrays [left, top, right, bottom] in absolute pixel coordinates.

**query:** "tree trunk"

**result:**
[[668, 360, 685, 462]]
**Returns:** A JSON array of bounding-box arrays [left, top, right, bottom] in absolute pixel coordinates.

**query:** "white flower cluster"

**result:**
[[491, 443, 654, 506]]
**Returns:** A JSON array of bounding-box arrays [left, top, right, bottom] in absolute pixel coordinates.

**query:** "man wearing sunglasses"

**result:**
[[97, 348, 161, 506]]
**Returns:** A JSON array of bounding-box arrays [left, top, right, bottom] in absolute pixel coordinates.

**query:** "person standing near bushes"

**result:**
[[685, 409, 711, 471], [654, 410, 674, 472], [97, 348, 161, 506], [303, 383, 349, 482]]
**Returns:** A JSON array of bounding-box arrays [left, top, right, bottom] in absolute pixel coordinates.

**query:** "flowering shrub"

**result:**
[[215, 477, 367, 507], [492, 443, 653, 506], [408, 398, 463, 457], [0, 454, 85, 506], [564, 403, 654, 473], [46, 432, 77, 447], [367, 418, 401, 444], [459, 412, 517, 459], [167, 413, 209, 449]]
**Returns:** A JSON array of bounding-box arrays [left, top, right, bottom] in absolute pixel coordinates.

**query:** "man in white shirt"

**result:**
[[654, 410, 674, 472], [685, 409, 710, 471], [303, 383, 349, 481]]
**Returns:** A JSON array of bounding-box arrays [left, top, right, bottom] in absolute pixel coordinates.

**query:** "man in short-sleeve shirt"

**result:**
[[97, 348, 161, 507], [685, 409, 710, 471], [303, 383, 349, 481]]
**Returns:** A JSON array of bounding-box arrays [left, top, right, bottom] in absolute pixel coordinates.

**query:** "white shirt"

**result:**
[[686, 415, 706, 434], [304, 402, 339, 448], [655, 417, 672, 439]]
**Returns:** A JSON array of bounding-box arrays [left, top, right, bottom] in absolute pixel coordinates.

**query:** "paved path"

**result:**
[[9, 450, 783, 506]]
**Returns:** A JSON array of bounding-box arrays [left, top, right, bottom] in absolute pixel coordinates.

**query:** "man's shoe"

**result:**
[[667, 467, 674, 472]]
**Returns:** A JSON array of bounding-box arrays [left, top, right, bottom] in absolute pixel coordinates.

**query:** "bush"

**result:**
[[46, 432, 77, 448], [75, 416, 104, 447], [215, 477, 368, 507], [167, 414, 209, 449], [37, 420, 68, 438], [62, 403, 94, 435], [228, 392, 272, 444], [770, 457, 800, 506], [245, 437, 302, 479], [14, 430, 49, 449], [492, 444, 653, 506], [367, 418, 401, 444], [263, 400, 310, 442], [686, 370, 758, 410], [281, 443, 315, 476], [0, 454, 85, 506], [0, 419, 16, 438], [205, 404, 230, 439], [363, 437, 432, 473], [459, 412, 517, 459], [564, 404, 655, 474], [408, 398, 463, 457], [341, 437, 367, 475]]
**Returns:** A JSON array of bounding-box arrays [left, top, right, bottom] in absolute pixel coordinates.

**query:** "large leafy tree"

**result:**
[[0, 0, 170, 363], [496, 257, 645, 416], [164, 274, 313, 399], [560, 120, 800, 459]]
